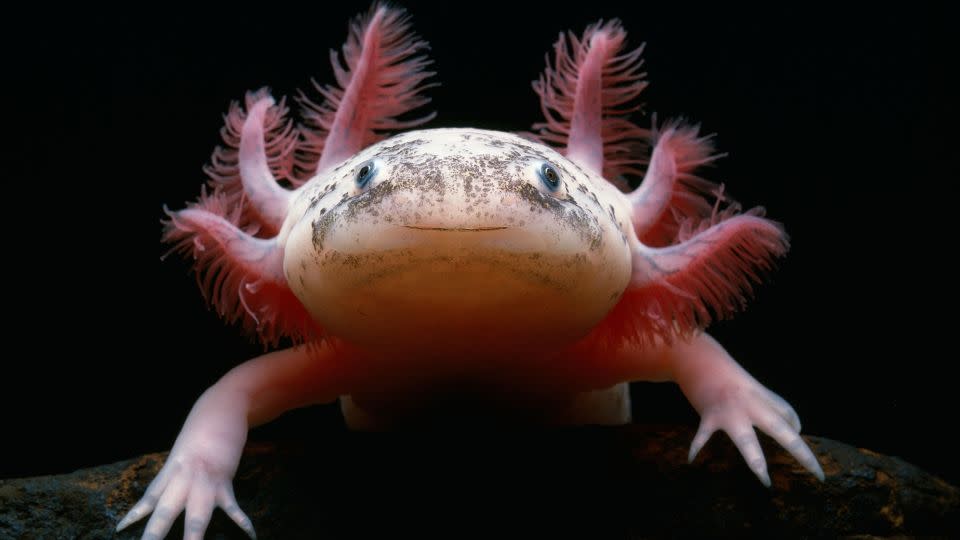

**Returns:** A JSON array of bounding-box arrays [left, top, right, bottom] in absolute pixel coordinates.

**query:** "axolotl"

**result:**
[[120, 5, 824, 538]]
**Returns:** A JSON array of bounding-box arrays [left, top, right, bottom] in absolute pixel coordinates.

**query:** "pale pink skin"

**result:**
[[122, 6, 824, 539]]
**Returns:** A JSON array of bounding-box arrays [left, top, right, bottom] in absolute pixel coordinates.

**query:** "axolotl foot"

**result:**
[[115, 459, 255, 540], [689, 379, 825, 486], [115, 387, 256, 540], [676, 336, 826, 486]]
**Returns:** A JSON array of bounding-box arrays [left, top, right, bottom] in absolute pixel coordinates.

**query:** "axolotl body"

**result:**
[[121, 5, 824, 538]]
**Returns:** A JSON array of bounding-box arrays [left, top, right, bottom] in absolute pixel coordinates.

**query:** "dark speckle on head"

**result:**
[[308, 182, 338, 210], [344, 179, 400, 221], [304, 128, 617, 255], [511, 181, 602, 250], [514, 181, 565, 213], [376, 138, 429, 160], [311, 211, 335, 251], [285, 128, 635, 363]]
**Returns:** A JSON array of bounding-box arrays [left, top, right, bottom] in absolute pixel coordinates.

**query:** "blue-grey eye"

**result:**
[[538, 162, 561, 190], [356, 160, 377, 188]]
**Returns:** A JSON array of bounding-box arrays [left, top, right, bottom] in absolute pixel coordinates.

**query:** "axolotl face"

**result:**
[[281, 128, 633, 355]]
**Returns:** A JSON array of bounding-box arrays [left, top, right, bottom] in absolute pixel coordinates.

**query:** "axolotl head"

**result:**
[[282, 128, 633, 353]]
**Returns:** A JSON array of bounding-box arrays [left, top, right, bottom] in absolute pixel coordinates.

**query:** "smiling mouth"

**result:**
[[403, 226, 509, 232]]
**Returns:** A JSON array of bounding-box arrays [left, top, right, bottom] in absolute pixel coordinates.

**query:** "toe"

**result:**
[[752, 405, 825, 482], [726, 425, 771, 487], [140, 472, 190, 540], [117, 462, 178, 532], [116, 496, 156, 532], [218, 484, 257, 539], [688, 418, 717, 463], [184, 480, 216, 540], [754, 387, 801, 432]]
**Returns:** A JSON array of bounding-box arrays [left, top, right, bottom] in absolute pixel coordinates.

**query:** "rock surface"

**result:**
[[2, 424, 957, 538]]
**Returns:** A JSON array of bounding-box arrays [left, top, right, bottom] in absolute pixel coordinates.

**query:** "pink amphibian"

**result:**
[[122, 5, 824, 538]]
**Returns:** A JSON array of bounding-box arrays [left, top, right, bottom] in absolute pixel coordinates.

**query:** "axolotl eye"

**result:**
[[355, 159, 379, 188], [538, 162, 561, 191]]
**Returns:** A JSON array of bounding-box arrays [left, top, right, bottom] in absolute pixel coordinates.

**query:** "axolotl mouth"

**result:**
[[287, 229, 625, 353], [403, 226, 509, 232], [278, 128, 634, 352]]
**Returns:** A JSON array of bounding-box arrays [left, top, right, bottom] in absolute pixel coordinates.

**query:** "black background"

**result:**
[[4, 1, 953, 489]]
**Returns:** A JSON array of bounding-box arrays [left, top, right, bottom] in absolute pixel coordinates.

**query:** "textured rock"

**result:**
[[1, 424, 957, 538]]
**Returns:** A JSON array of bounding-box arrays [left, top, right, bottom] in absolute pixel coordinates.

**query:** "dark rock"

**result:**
[[1, 424, 957, 538]]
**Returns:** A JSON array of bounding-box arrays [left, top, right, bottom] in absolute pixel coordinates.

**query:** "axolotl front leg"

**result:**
[[523, 19, 825, 486], [116, 344, 348, 539], [671, 335, 824, 485], [593, 333, 825, 486], [134, 6, 442, 538]]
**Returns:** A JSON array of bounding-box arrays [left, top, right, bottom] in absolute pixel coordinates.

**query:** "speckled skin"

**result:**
[[119, 7, 826, 539], [282, 128, 631, 358]]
